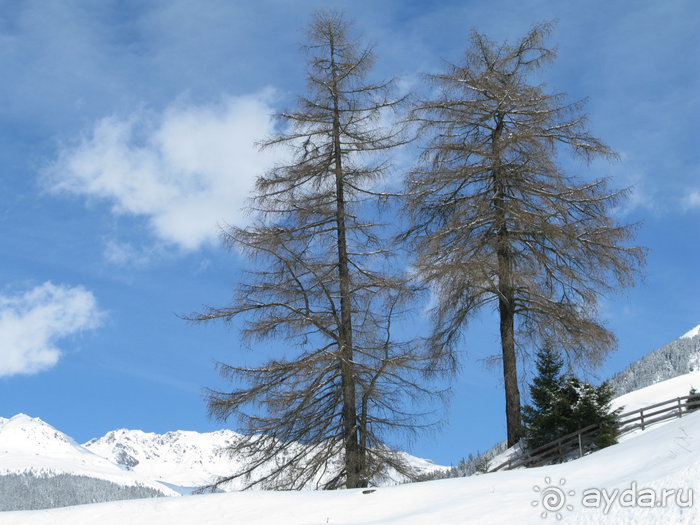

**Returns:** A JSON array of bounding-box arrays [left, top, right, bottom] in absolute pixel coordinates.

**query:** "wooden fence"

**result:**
[[489, 394, 700, 473]]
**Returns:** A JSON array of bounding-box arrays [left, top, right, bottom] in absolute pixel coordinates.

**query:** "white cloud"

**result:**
[[609, 172, 658, 218], [102, 240, 164, 267], [0, 282, 104, 377], [45, 90, 282, 252], [682, 190, 700, 211]]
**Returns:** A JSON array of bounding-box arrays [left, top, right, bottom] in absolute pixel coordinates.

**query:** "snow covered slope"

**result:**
[[609, 323, 700, 396], [83, 428, 241, 490], [83, 428, 447, 491], [611, 369, 700, 414], [8, 409, 700, 524], [487, 367, 700, 471], [485, 323, 700, 472], [0, 414, 177, 497], [681, 324, 700, 340]]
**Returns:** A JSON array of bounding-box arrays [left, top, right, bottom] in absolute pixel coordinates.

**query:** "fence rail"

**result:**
[[489, 395, 700, 473]]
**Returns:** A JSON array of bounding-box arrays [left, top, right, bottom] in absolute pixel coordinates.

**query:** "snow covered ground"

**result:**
[[6, 402, 700, 523], [611, 369, 700, 415], [682, 324, 700, 340]]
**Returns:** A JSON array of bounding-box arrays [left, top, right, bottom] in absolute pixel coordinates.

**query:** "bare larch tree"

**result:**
[[191, 11, 443, 490], [404, 22, 645, 447]]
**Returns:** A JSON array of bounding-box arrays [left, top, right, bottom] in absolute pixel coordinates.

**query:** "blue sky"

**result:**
[[0, 0, 698, 466]]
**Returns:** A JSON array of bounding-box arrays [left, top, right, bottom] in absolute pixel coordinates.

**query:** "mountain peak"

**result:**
[[0, 413, 77, 455], [9, 413, 37, 421], [681, 324, 700, 340], [1, 413, 47, 426]]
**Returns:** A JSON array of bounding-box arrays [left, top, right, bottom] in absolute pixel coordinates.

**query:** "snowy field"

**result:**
[[7, 406, 700, 523]]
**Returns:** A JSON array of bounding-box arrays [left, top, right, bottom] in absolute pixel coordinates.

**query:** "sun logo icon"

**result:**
[[532, 477, 575, 520]]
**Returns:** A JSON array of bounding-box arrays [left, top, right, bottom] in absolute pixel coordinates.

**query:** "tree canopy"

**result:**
[[404, 22, 645, 446], [191, 10, 445, 490]]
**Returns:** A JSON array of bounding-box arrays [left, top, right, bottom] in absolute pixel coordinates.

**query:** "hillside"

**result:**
[[611, 369, 700, 415], [609, 324, 700, 396]]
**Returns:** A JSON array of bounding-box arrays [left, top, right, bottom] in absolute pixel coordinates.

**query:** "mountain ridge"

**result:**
[[608, 323, 700, 396], [0, 414, 177, 498], [83, 426, 448, 491], [0, 413, 448, 501]]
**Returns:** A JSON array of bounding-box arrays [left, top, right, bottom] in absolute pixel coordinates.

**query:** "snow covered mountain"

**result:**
[[608, 323, 700, 396], [83, 428, 245, 491], [0, 414, 174, 496], [0, 412, 446, 508], [0, 414, 178, 510], [682, 324, 700, 340], [83, 427, 447, 492]]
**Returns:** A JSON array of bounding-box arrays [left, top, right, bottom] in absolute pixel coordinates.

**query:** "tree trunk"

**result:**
[[493, 114, 521, 448], [330, 36, 363, 489], [499, 286, 521, 447]]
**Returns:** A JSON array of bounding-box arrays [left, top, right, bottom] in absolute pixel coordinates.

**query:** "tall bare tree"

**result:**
[[404, 22, 645, 447], [191, 10, 443, 490]]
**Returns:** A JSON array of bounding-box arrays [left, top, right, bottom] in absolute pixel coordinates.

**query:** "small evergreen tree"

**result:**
[[589, 381, 621, 448], [685, 387, 700, 413], [559, 377, 620, 448], [521, 346, 569, 449], [473, 454, 491, 474], [522, 348, 621, 453]]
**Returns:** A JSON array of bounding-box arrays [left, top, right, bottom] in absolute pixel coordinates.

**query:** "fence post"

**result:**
[[557, 438, 562, 462], [578, 432, 583, 458], [678, 397, 683, 418], [640, 409, 645, 431]]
